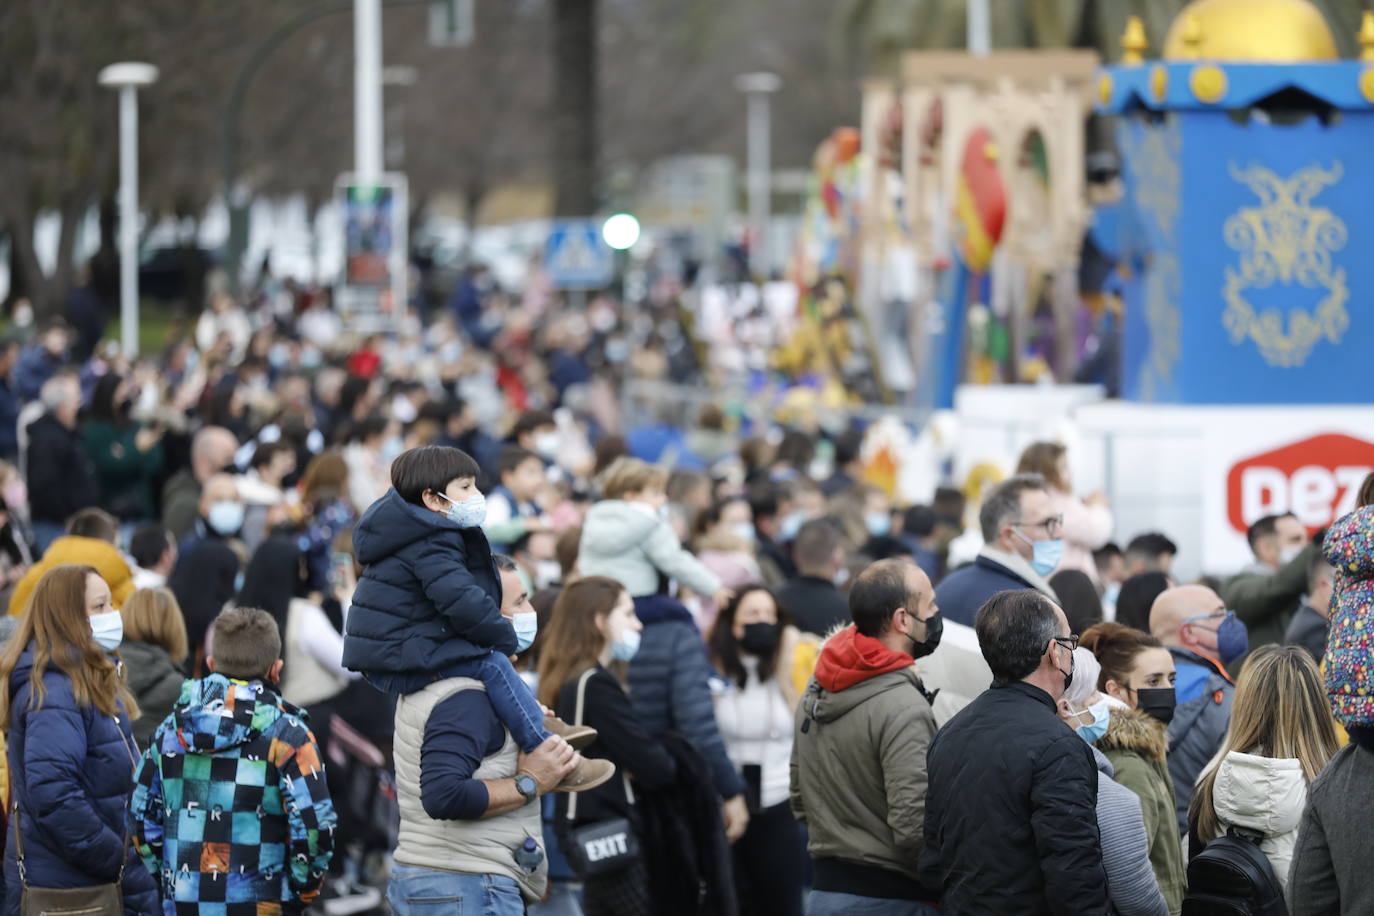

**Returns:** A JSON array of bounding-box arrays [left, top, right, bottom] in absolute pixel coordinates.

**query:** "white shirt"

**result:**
[[132, 568, 166, 591], [712, 657, 793, 809]]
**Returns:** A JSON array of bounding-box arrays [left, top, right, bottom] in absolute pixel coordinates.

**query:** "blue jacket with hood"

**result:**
[[4, 643, 159, 916], [342, 488, 514, 693]]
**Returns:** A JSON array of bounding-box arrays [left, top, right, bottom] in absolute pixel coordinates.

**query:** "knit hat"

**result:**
[[1064, 647, 1101, 708]]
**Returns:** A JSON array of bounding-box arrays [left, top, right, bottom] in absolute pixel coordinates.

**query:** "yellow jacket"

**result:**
[[8, 536, 136, 616]]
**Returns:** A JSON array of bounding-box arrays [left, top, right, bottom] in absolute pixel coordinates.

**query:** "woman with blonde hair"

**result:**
[[120, 586, 190, 745], [1187, 644, 1339, 890], [0, 564, 158, 913]]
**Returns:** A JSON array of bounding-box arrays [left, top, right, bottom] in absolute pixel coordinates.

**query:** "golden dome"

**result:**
[[1162, 0, 1339, 61]]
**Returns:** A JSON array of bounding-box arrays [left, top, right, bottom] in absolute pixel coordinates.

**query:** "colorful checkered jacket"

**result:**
[[128, 674, 336, 916]]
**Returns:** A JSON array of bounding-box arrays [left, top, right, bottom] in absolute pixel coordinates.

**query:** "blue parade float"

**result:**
[[1094, 0, 1374, 404]]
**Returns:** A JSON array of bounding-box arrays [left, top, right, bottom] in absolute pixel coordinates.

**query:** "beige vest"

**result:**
[[280, 598, 351, 709], [392, 677, 548, 903]]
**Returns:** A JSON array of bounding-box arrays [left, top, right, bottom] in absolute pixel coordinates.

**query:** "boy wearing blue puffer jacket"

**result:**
[[342, 445, 611, 792]]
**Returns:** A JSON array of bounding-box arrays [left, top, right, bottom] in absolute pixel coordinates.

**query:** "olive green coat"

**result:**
[[1100, 706, 1186, 916]]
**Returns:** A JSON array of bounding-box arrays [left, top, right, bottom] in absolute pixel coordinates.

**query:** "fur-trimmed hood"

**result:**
[[1096, 706, 1168, 763]]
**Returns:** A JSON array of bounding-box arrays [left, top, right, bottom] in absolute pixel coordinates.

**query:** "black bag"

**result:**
[[566, 818, 641, 877], [1183, 826, 1289, 916], [564, 668, 641, 877]]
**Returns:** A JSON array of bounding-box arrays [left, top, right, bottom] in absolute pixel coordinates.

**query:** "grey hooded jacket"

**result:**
[[577, 500, 721, 598]]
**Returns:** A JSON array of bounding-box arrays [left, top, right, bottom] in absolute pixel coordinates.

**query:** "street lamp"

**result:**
[[602, 213, 640, 251], [98, 62, 159, 359], [734, 72, 781, 280]]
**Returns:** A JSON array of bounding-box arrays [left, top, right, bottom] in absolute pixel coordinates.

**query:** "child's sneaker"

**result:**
[[555, 755, 617, 792]]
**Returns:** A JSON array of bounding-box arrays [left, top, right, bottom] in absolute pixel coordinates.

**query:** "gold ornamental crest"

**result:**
[[1221, 162, 1349, 368]]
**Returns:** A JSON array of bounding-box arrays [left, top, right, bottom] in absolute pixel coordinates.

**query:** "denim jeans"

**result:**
[[387, 866, 525, 916], [442, 651, 552, 753], [527, 881, 584, 916], [807, 891, 941, 916]]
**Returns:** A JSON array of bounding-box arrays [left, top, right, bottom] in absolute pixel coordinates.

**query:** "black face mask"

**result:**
[[1135, 687, 1176, 725], [739, 622, 780, 657], [908, 611, 944, 660], [1056, 644, 1074, 693]]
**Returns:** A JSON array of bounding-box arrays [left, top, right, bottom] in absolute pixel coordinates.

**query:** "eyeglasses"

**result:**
[[1052, 634, 1080, 651], [1014, 514, 1064, 537]]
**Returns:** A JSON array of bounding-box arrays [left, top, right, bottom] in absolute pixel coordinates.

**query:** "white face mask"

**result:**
[[1279, 544, 1304, 566], [535, 561, 562, 590], [90, 610, 124, 652], [534, 432, 560, 460]]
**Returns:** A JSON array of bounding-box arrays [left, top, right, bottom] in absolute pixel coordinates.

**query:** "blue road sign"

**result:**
[[545, 220, 614, 290]]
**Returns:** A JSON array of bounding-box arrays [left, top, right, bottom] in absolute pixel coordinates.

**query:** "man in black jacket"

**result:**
[[921, 589, 1110, 915], [168, 473, 245, 659], [25, 372, 99, 552], [777, 519, 851, 636]]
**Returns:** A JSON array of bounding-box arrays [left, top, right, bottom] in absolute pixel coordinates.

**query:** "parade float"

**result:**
[[1074, 0, 1374, 574], [806, 0, 1374, 576]]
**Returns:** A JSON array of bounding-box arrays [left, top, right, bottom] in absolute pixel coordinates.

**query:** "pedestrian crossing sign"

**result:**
[[545, 220, 614, 290]]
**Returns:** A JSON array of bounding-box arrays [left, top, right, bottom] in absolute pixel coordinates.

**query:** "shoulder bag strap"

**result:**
[[566, 667, 597, 823], [565, 667, 635, 822], [12, 801, 26, 887]]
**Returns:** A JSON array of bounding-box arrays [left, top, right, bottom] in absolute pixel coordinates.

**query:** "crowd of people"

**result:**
[[0, 272, 1368, 916]]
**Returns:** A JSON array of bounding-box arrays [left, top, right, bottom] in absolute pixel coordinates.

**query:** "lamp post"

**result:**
[[98, 62, 159, 359], [734, 72, 781, 280], [355, 0, 383, 186], [968, 0, 991, 56]]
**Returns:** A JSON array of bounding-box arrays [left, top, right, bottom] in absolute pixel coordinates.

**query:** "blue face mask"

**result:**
[[779, 511, 807, 542], [1071, 698, 1111, 743], [611, 628, 641, 661], [1016, 529, 1064, 578], [208, 501, 245, 537], [1215, 611, 1248, 664], [439, 492, 487, 528], [512, 611, 538, 653], [731, 522, 757, 544], [865, 512, 892, 538]]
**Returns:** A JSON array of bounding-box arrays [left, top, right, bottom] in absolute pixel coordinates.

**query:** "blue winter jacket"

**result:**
[[935, 554, 1045, 627], [3, 643, 159, 916], [343, 489, 514, 693], [626, 597, 745, 800]]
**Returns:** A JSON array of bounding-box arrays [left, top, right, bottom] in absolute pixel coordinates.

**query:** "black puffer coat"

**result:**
[[920, 680, 1110, 915], [343, 489, 513, 692]]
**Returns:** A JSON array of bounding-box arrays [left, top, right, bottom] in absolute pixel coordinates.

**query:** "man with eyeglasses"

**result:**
[[921, 589, 1110, 915], [1148, 585, 1246, 832], [936, 474, 1063, 627]]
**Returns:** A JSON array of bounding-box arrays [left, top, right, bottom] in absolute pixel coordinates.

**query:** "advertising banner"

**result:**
[[1201, 411, 1374, 571], [335, 172, 408, 331]]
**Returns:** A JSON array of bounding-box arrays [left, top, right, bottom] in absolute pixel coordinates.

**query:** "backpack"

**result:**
[[1183, 826, 1289, 916]]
